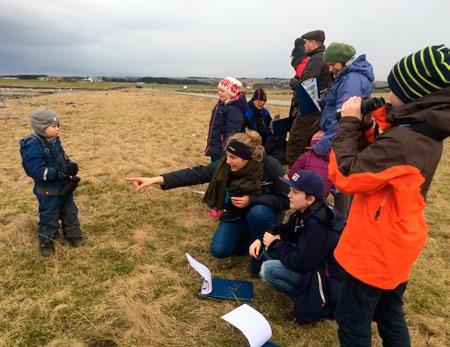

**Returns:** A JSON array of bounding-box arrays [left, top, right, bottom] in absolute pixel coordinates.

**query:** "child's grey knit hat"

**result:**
[[31, 107, 59, 136]]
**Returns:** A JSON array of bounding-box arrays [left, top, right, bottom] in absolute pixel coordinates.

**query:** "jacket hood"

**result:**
[[227, 92, 248, 113], [20, 133, 56, 149], [304, 201, 344, 234], [341, 54, 375, 82], [291, 37, 307, 69], [387, 86, 450, 140]]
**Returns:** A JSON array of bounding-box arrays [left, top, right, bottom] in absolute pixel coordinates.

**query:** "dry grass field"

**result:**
[[0, 88, 448, 346]]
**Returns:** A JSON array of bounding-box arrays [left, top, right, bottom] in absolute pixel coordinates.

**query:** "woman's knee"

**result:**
[[210, 221, 247, 258], [246, 206, 276, 237], [259, 260, 279, 283], [210, 240, 233, 258], [247, 205, 273, 221]]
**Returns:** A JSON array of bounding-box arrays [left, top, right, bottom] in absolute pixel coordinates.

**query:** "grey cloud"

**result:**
[[1, 0, 449, 78]]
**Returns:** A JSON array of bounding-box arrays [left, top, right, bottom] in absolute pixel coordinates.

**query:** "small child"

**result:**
[[205, 77, 247, 163], [19, 107, 84, 256], [288, 131, 332, 199], [249, 170, 344, 323]]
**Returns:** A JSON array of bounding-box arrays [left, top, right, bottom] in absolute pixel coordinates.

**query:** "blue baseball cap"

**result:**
[[279, 170, 324, 200]]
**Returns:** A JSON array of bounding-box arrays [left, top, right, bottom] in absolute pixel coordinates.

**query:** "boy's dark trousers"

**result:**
[[335, 272, 411, 347], [35, 190, 82, 245]]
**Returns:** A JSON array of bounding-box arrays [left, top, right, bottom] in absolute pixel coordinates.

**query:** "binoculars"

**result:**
[[336, 97, 385, 121]]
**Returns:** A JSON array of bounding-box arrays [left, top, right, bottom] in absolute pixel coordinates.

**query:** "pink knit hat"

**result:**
[[218, 77, 242, 97], [310, 130, 325, 146]]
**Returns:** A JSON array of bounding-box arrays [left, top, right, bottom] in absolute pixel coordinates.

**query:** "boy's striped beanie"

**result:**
[[388, 44, 450, 103]]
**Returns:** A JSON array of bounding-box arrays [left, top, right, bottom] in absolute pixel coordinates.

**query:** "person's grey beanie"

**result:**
[[31, 107, 60, 137]]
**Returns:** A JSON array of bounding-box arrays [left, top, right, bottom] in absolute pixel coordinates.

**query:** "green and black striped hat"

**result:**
[[388, 44, 450, 103]]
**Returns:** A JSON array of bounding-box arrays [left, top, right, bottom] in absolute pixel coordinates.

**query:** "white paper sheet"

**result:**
[[185, 253, 212, 294], [221, 304, 272, 347], [301, 77, 321, 111]]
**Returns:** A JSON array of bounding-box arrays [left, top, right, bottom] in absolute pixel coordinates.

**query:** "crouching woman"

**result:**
[[128, 130, 289, 271], [249, 170, 344, 323]]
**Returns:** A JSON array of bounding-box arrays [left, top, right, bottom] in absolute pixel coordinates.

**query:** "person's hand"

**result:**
[[263, 232, 281, 248], [249, 239, 262, 258], [126, 176, 164, 191], [341, 96, 363, 120], [231, 195, 250, 208]]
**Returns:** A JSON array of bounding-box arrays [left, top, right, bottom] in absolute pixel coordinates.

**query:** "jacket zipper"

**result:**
[[317, 272, 326, 307], [374, 195, 388, 221]]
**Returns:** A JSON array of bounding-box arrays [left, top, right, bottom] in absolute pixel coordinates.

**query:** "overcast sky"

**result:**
[[1, 0, 449, 80]]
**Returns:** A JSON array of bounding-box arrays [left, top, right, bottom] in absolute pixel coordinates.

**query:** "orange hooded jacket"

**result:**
[[329, 88, 450, 289]]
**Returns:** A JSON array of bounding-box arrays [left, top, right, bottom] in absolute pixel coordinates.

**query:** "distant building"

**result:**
[[47, 75, 64, 81], [253, 83, 274, 89], [63, 76, 84, 82], [84, 76, 103, 82], [244, 81, 255, 89]]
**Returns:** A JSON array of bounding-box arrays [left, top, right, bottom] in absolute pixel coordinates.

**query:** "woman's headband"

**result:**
[[226, 139, 253, 160]]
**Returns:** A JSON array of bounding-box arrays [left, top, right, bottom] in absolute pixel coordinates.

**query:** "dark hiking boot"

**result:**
[[40, 242, 55, 257], [287, 311, 308, 325], [68, 237, 85, 247], [250, 257, 262, 276], [250, 271, 260, 279]]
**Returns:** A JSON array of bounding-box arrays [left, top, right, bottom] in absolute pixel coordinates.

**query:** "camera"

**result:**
[[59, 176, 81, 197], [66, 159, 79, 176], [336, 96, 385, 121]]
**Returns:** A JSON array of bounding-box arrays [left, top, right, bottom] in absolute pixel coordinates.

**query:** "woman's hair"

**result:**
[[251, 88, 267, 102], [228, 130, 264, 162]]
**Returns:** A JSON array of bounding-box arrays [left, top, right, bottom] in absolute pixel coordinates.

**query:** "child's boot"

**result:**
[[39, 240, 55, 257], [68, 236, 85, 247]]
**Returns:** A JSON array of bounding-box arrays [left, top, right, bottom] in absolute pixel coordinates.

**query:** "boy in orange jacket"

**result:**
[[329, 45, 450, 346]]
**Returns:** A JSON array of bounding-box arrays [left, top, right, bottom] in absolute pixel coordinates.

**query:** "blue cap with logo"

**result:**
[[279, 169, 324, 200]]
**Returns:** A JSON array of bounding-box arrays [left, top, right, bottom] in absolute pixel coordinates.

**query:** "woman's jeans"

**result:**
[[210, 204, 276, 272], [335, 272, 411, 347], [259, 257, 303, 299]]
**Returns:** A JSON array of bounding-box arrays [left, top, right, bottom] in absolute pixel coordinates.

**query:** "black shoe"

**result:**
[[287, 311, 307, 324], [40, 242, 55, 257], [68, 237, 85, 247], [250, 272, 260, 279]]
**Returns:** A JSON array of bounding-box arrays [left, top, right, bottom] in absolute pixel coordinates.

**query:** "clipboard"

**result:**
[[295, 78, 321, 117], [186, 253, 254, 301], [199, 278, 254, 301]]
